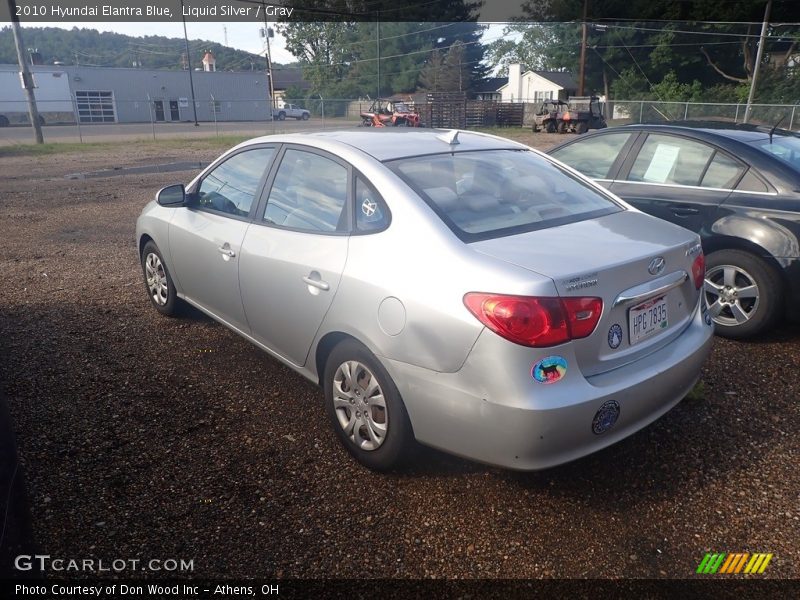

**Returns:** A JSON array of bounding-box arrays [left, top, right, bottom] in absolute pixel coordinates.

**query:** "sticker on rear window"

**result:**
[[531, 356, 567, 384]]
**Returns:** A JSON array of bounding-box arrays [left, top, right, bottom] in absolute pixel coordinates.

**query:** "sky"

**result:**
[[24, 22, 514, 70]]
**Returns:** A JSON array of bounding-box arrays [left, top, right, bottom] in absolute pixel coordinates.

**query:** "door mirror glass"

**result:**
[[156, 184, 185, 206]]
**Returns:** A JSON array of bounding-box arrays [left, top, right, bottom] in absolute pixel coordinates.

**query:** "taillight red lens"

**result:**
[[562, 297, 604, 339], [463, 293, 603, 347], [691, 251, 705, 289]]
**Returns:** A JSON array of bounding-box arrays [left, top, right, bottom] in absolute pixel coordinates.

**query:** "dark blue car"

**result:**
[[549, 122, 800, 339]]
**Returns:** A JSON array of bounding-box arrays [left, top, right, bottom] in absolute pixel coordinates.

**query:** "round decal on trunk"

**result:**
[[592, 400, 620, 435], [531, 356, 567, 384], [608, 324, 623, 349]]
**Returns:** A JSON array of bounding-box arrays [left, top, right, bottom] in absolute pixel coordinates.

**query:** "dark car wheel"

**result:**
[[704, 249, 782, 339], [301, 112, 310, 120], [324, 340, 414, 471], [277, 112, 286, 121], [0, 115, 9, 127], [576, 121, 588, 134], [141, 240, 182, 317]]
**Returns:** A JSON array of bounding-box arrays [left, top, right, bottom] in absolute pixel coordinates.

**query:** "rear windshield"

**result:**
[[387, 149, 622, 241], [749, 136, 800, 172]]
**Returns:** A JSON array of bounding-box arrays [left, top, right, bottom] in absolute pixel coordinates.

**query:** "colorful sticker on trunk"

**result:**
[[608, 324, 623, 349], [531, 356, 567, 384]]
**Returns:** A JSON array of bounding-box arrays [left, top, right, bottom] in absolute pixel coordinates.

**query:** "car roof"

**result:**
[[619, 121, 799, 143], [243, 129, 527, 162]]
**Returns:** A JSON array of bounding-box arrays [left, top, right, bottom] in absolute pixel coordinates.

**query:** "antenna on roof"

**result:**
[[769, 115, 785, 144], [437, 129, 460, 145]]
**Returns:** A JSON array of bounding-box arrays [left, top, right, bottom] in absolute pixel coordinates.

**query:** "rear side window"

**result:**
[[550, 132, 632, 179], [355, 175, 389, 232], [701, 152, 744, 189], [628, 134, 713, 186], [736, 169, 771, 193], [388, 150, 621, 241], [264, 149, 349, 233]]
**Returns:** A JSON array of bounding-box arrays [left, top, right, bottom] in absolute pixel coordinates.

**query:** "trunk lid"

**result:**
[[471, 210, 702, 376]]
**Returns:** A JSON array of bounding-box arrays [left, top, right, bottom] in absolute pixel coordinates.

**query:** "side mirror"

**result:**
[[156, 184, 185, 207]]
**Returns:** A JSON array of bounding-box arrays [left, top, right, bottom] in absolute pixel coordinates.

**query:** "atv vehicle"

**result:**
[[359, 99, 420, 127], [559, 96, 607, 134], [531, 100, 570, 133]]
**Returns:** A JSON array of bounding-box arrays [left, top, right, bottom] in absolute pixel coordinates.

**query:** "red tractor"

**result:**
[[360, 99, 420, 127]]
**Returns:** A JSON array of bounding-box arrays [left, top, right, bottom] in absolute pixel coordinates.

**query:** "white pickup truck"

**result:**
[[273, 104, 310, 121]]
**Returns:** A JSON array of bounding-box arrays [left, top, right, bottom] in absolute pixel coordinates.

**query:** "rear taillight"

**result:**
[[463, 293, 603, 347], [691, 251, 705, 289]]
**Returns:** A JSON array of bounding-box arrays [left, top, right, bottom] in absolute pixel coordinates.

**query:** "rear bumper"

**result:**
[[384, 300, 714, 470]]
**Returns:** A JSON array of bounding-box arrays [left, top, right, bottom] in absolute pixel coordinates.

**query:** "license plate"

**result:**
[[629, 295, 668, 345]]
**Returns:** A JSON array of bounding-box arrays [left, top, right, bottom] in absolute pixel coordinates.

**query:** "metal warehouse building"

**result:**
[[0, 64, 271, 124]]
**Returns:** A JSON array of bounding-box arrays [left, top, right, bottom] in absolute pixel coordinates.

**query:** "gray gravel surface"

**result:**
[[0, 134, 798, 580]]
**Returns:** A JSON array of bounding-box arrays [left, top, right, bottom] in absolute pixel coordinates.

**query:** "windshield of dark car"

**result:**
[[387, 149, 622, 241], [749, 136, 800, 171]]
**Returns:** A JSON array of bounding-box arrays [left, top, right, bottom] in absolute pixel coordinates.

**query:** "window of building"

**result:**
[[75, 91, 116, 123]]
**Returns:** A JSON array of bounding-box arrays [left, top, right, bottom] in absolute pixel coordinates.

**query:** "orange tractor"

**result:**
[[359, 99, 421, 127]]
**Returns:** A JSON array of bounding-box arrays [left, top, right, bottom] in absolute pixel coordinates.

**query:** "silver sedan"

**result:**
[[136, 130, 714, 471]]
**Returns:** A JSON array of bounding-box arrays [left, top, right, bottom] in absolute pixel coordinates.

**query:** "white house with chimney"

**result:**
[[202, 51, 216, 72], [497, 64, 578, 103]]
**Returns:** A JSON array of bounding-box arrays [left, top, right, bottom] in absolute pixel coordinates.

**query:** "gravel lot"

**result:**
[[1, 130, 798, 580]]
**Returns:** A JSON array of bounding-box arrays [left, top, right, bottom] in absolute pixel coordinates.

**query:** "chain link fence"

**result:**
[[2, 97, 798, 145]]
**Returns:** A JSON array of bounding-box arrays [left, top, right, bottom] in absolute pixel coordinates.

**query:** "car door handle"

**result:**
[[302, 275, 330, 291], [217, 246, 236, 258], [671, 206, 699, 216]]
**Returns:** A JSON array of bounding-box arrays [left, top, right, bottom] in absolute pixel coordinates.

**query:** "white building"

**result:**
[[497, 64, 578, 103]]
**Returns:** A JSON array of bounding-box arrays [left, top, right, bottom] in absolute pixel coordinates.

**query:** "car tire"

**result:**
[[324, 339, 414, 471], [277, 112, 286, 121], [301, 112, 310, 120], [546, 121, 557, 134], [141, 240, 182, 317], [0, 115, 9, 127], [704, 249, 782, 339], [576, 121, 588, 134]]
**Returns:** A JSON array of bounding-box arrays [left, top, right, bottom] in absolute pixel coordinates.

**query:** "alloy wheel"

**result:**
[[704, 264, 760, 326], [332, 360, 388, 451], [144, 252, 168, 306]]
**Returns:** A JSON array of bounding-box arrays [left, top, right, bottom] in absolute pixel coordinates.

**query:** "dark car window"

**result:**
[[264, 149, 349, 233], [750, 136, 800, 171], [736, 169, 771, 193], [388, 149, 621, 242], [549, 132, 632, 179], [628, 134, 714, 186], [197, 147, 274, 217], [355, 175, 389, 232], [701, 152, 745, 189]]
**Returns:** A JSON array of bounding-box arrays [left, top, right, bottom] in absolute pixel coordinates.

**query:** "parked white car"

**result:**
[[273, 104, 310, 121]]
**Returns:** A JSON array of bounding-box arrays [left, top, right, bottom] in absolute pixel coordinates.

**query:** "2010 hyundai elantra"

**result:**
[[136, 129, 714, 471]]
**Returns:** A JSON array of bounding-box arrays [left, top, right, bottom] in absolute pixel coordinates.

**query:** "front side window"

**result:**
[[628, 134, 715, 186], [388, 149, 621, 241], [264, 149, 349, 233], [550, 132, 633, 179], [197, 147, 274, 217]]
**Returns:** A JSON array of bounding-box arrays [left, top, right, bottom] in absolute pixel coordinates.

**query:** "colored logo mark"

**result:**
[[608, 324, 623, 349], [696, 552, 773, 574], [531, 356, 567, 384]]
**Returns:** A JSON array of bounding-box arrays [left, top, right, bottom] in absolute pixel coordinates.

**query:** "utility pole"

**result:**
[[262, 5, 275, 111], [743, 0, 772, 124], [578, 0, 589, 96], [376, 12, 381, 99], [180, 0, 199, 126], [8, 0, 43, 143]]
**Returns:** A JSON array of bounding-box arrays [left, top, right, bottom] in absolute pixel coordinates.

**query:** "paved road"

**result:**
[[0, 118, 356, 145]]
